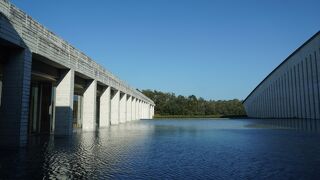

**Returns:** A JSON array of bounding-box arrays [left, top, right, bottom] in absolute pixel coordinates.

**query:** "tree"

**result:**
[[141, 89, 247, 116]]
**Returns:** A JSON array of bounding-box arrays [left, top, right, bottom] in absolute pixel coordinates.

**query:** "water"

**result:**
[[1, 119, 320, 179]]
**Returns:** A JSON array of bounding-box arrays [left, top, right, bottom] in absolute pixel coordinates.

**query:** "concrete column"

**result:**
[[142, 102, 145, 119], [136, 99, 139, 120], [137, 100, 140, 120], [139, 100, 142, 119], [55, 69, 74, 136], [135, 99, 138, 120], [126, 95, 132, 122], [134, 98, 138, 120], [82, 80, 97, 131], [131, 97, 135, 120], [99, 86, 111, 128], [0, 49, 32, 147], [119, 93, 127, 123], [145, 103, 147, 119], [148, 104, 151, 119], [111, 89, 120, 125]]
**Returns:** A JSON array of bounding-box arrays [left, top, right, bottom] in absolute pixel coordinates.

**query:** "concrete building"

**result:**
[[0, 0, 155, 147], [243, 31, 320, 119]]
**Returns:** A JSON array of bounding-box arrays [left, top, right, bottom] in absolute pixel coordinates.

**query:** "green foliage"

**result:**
[[141, 89, 247, 117]]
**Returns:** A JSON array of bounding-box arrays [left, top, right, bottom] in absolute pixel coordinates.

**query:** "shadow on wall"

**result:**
[[0, 12, 32, 147]]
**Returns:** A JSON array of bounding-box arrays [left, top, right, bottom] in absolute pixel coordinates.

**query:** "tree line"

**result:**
[[141, 90, 247, 117]]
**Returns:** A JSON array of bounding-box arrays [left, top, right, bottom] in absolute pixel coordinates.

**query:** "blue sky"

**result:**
[[11, 0, 320, 100]]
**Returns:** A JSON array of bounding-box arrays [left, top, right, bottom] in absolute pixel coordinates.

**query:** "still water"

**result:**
[[1, 119, 320, 179]]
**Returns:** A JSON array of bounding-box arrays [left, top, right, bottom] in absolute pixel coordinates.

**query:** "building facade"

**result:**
[[243, 31, 320, 119], [0, 0, 155, 147]]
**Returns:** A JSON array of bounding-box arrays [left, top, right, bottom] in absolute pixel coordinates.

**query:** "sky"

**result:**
[[11, 0, 320, 100]]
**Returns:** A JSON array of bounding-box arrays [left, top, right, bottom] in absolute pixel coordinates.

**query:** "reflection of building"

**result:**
[[244, 32, 320, 119], [0, 1, 155, 147]]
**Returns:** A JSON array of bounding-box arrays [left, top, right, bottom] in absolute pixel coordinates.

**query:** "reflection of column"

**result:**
[[99, 86, 111, 127], [0, 49, 31, 147], [82, 80, 97, 131], [55, 69, 74, 136], [126, 95, 132, 122], [111, 90, 120, 125], [119, 93, 127, 123]]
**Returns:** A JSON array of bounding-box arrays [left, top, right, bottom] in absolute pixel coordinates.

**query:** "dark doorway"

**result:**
[[29, 82, 54, 134]]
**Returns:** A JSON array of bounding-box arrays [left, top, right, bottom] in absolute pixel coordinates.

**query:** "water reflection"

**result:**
[[256, 118, 320, 133], [1, 119, 320, 179]]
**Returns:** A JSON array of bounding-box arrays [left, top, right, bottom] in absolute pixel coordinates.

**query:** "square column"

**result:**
[[82, 80, 97, 131], [111, 89, 120, 125], [99, 86, 111, 128], [144, 103, 147, 119], [136, 100, 139, 120], [126, 95, 132, 122], [143, 102, 146, 119], [55, 69, 75, 136], [148, 104, 151, 119], [119, 93, 127, 123], [0, 49, 32, 147], [138, 100, 141, 120], [132, 97, 136, 120], [139, 101, 142, 120]]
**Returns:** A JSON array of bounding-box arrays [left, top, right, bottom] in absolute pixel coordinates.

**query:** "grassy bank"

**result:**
[[153, 114, 248, 119]]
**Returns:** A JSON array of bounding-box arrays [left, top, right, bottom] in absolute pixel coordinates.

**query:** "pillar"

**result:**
[[99, 86, 111, 128], [111, 89, 120, 125], [119, 93, 127, 123], [55, 69, 74, 136], [126, 95, 132, 121], [136, 99, 139, 120], [139, 100, 142, 119], [148, 104, 152, 119], [132, 97, 137, 120], [0, 49, 31, 147], [82, 80, 97, 131]]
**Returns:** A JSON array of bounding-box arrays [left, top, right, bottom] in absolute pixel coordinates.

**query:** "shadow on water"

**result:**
[[249, 118, 320, 133]]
